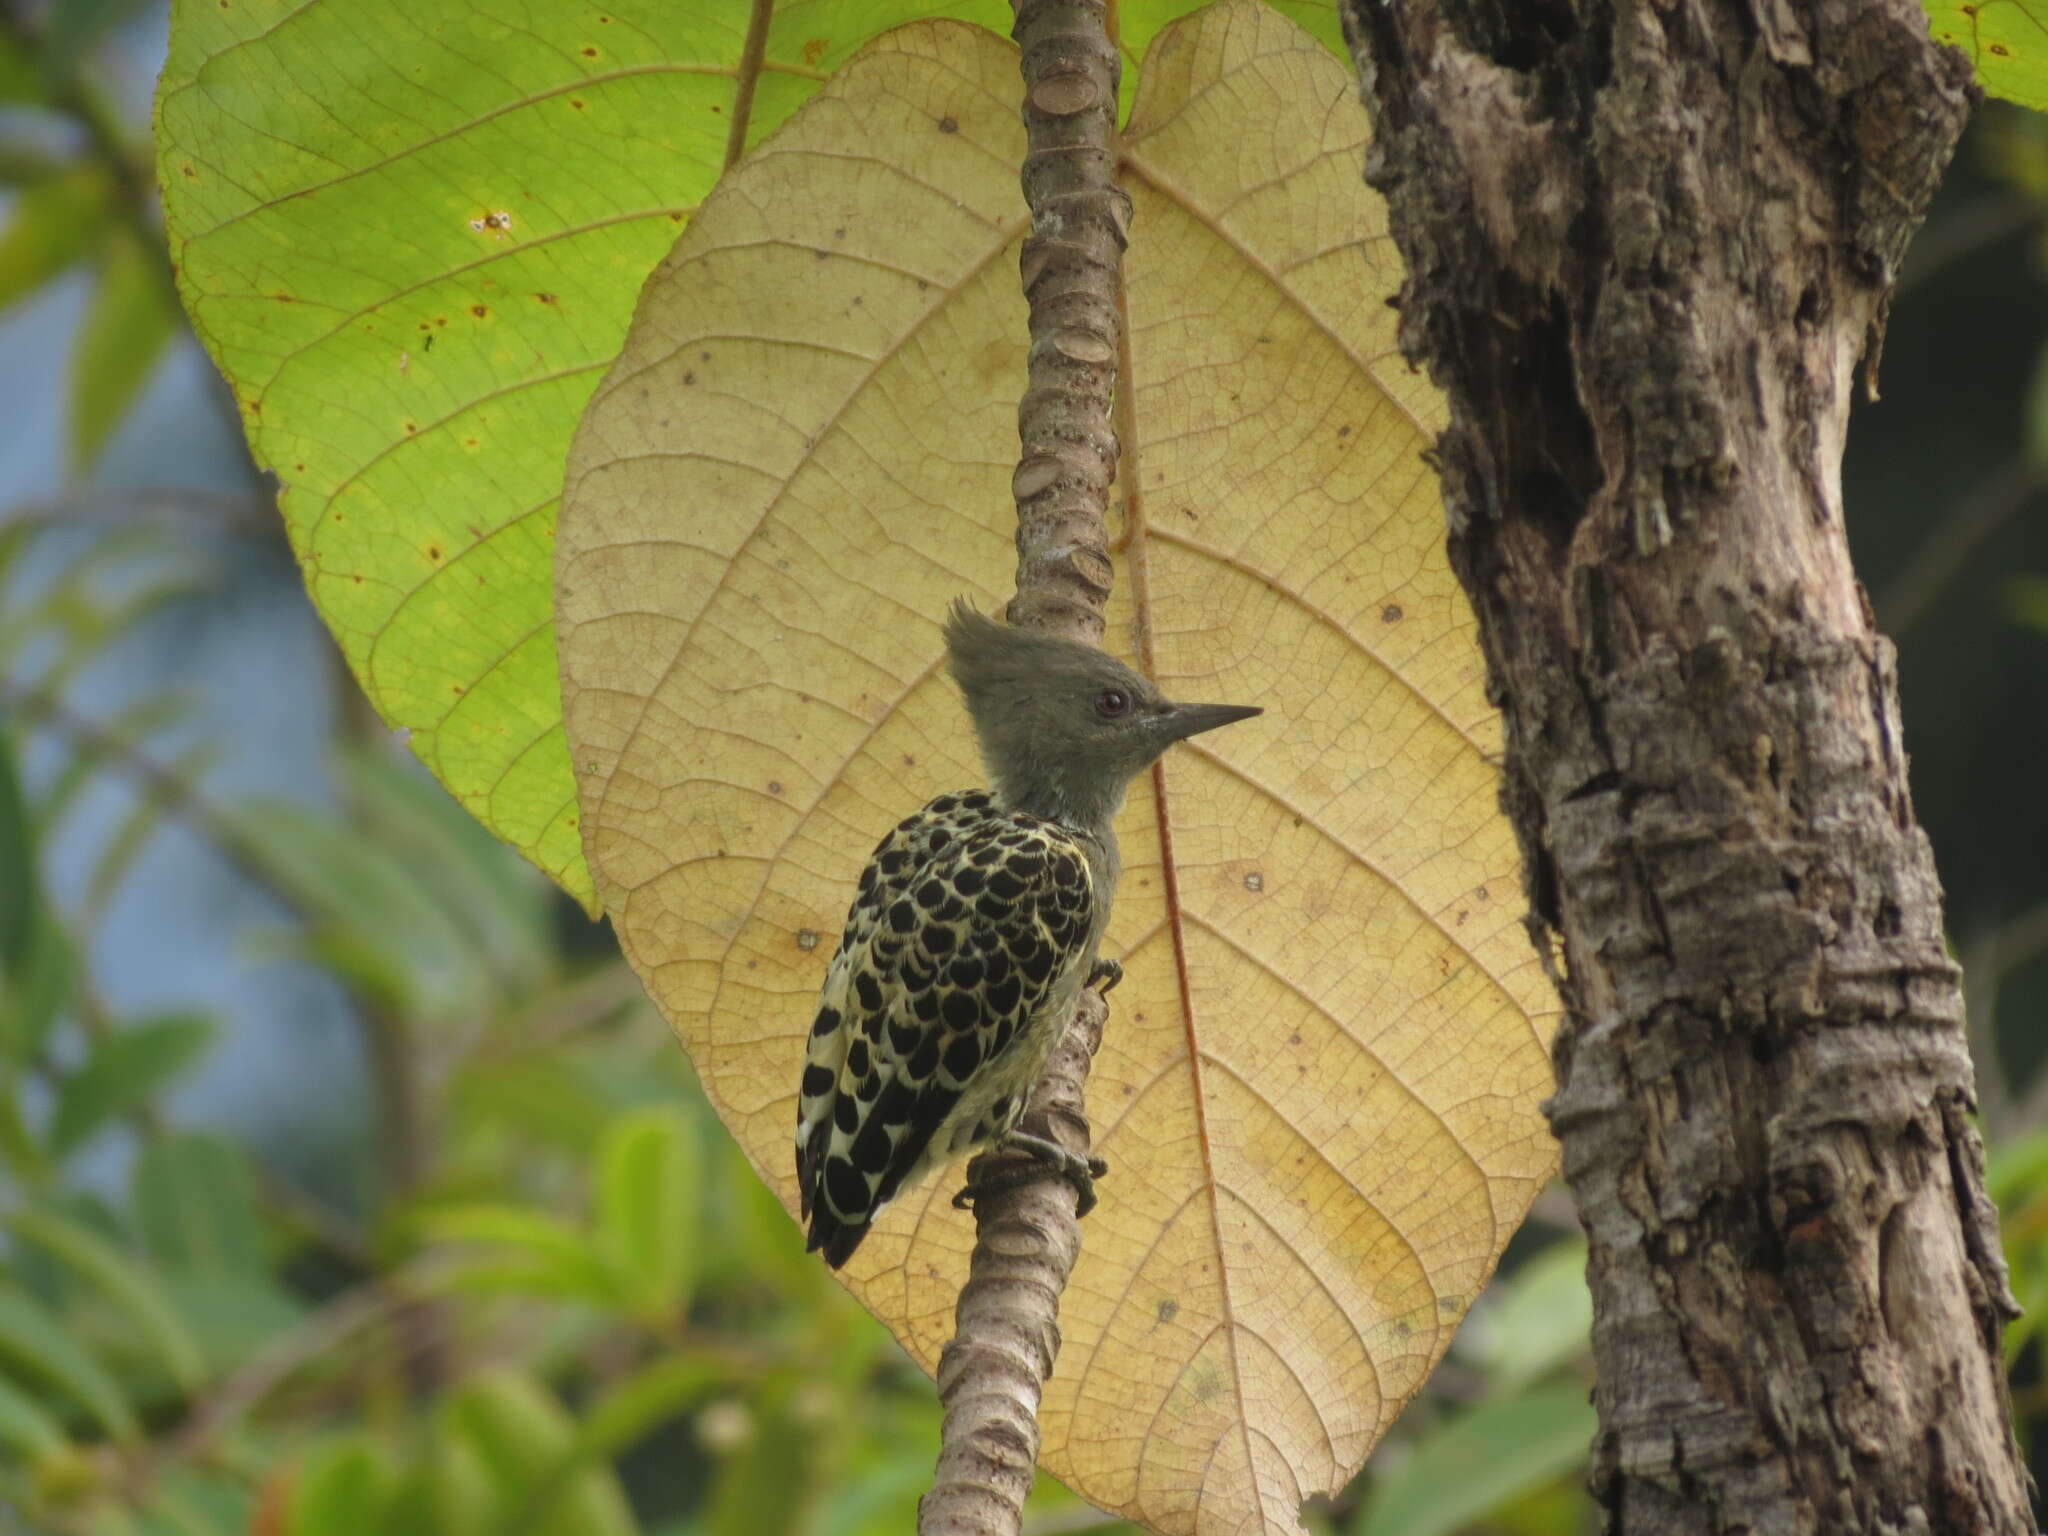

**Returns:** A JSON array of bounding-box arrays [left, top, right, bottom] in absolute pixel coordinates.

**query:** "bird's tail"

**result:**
[[806, 1211, 872, 1269]]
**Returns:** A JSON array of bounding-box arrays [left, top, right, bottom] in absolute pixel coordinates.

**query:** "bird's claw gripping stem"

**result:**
[[952, 1130, 1109, 1218], [1087, 957, 1123, 996]]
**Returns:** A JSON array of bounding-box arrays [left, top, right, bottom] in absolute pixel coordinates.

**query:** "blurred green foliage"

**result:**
[[0, 518, 972, 1536], [1, 0, 2046, 1532]]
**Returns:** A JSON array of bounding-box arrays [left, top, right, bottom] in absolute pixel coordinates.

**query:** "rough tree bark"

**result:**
[[918, 1, 1125, 1532], [1337, 2, 2034, 1532]]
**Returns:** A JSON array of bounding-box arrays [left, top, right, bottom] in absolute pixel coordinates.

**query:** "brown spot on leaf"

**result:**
[[471, 304, 488, 318], [1381, 603, 1403, 623], [938, 115, 959, 133]]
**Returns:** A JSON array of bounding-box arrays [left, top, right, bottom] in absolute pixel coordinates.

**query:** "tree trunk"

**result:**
[[1336, 3, 2035, 1531]]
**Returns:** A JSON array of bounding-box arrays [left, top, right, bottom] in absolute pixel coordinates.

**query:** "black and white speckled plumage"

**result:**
[[793, 601, 1259, 1269], [795, 789, 1098, 1267]]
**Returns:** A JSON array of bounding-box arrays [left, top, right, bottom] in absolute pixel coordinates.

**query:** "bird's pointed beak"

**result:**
[[1160, 701, 1263, 743]]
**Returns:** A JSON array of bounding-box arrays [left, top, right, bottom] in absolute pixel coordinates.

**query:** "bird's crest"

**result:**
[[941, 600, 1128, 702]]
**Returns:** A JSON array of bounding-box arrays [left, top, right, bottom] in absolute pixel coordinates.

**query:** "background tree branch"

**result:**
[[919, 2, 1127, 1532], [1338, 1, 2032, 1530]]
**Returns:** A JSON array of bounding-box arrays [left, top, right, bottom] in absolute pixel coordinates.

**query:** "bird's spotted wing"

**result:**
[[794, 791, 1095, 1266]]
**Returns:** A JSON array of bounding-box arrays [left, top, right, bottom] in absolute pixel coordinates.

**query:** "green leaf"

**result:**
[[0, 1285, 139, 1442], [39, 693, 193, 834], [158, 1270, 305, 1374], [0, 1370, 67, 1456], [0, 1076, 46, 1180], [0, 903, 74, 1067], [138, 1465, 256, 1536], [82, 742, 218, 921], [133, 1132, 265, 1278], [0, 166, 105, 311], [1924, 2, 2048, 112], [383, 1426, 496, 1536], [453, 1056, 614, 1154], [0, 27, 39, 101], [49, 1014, 215, 1157], [497, 1357, 725, 1536], [344, 745, 553, 995], [1454, 1237, 1591, 1391], [2008, 574, 2048, 634], [156, 0, 1011, 911], [703, 1384, 818, 1536], [442, 1370, 635, 1536], [414, 1204, 615, 1305], [1353, 1383, 1596, 1536], [70, 230, 181, 471], [9, 1206, 208, 1392], [0, 727, 35, 974], [594, 1107, 698, 1323], [287, 1437, 396, 1536], [228, 796, 492, 1019], [0, 524, 210, 674], [1987, 1125, 2048, 1210]]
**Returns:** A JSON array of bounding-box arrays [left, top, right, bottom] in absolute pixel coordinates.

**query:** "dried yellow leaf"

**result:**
[[557, 6, 1560, 1532]]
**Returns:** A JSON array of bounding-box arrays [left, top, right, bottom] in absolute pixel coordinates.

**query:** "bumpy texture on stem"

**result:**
[[1339, 2, 2030, 1532], [1000, 0, 1127, 648], [918, 3, 1125, 1533]]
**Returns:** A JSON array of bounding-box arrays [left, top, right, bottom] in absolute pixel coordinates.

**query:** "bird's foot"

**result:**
[[1087, 957, 1123, 996], [951, 1131, 1109, 1218]]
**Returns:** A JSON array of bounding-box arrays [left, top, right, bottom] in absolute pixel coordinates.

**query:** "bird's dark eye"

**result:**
[[1095, 689, 1130, 718]]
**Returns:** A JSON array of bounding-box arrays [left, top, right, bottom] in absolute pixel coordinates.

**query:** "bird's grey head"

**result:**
[[943, 600, 1261, 832]]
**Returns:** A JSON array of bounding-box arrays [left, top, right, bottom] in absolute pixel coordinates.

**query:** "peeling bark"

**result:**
[[1338, 2, 2032, 1531], [919, 2, 1125, 1532]]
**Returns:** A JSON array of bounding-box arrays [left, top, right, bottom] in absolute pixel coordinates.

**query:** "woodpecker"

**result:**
[[795, 600, 1261, 1267]]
